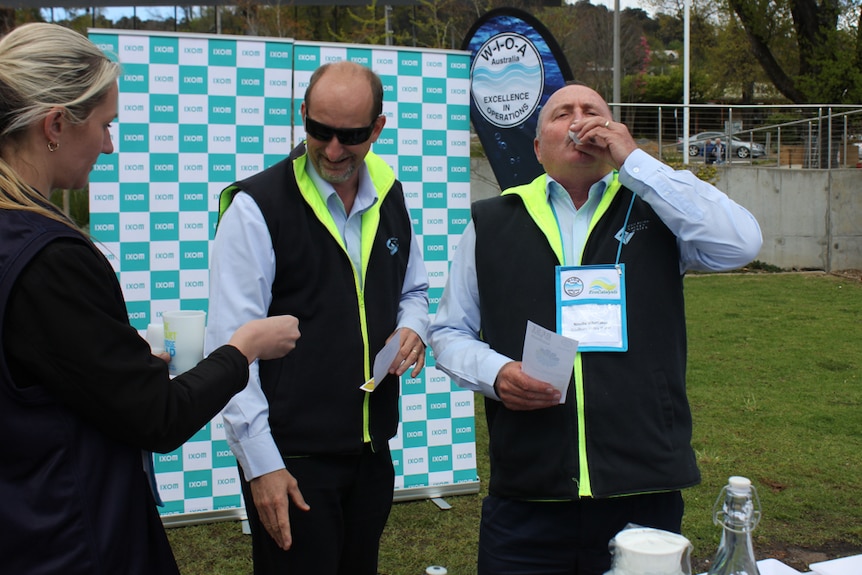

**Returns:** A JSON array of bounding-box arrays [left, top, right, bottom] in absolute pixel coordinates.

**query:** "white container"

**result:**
[[162, 310, 206, 375], [610, 527, 692, 575]]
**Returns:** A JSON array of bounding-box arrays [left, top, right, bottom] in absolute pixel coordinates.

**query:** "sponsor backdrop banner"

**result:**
[[87, 29, 478, 524], [461, 7, 573, 192]]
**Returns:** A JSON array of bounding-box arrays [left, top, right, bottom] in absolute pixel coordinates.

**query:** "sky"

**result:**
[[101, 6, 174, 20], [589, 0, 650, 12]]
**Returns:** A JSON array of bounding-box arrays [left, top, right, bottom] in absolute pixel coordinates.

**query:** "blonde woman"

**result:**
[[0, 23, 300, 574]]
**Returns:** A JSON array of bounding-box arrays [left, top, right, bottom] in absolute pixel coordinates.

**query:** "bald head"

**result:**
[[305, 61, 383, 124], [536, 84, 612, 139]]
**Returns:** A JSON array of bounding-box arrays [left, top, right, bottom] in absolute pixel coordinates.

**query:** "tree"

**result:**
[[0, 7, 15, 33], [703, 11, 775, 103], [329, 0, 412, 46], [623, 59, 712, 103], [411, 0, 462, 49], [535, 2, 650, 102], [410, 0, 542, 50], [727, 0, 862, 103]]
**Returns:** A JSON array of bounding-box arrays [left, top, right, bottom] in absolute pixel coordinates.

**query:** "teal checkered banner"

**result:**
[[87, 29, 478, 523]]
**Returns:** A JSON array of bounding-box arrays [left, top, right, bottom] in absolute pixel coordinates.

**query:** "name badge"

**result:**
[[555, 264, 628, 352]]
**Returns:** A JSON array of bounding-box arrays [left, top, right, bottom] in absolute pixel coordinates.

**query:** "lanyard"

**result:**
[[616, 193, 637, 265], [550, 183, 637, 267], [554, 189, 636, 353]]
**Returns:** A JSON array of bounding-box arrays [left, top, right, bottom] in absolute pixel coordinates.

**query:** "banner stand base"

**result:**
[[431, 497, 452, 510]]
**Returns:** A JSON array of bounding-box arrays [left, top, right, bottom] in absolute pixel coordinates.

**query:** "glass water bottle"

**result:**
[[707, 476, 762, 575]]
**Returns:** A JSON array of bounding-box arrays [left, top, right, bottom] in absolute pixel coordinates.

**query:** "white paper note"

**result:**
[[521, 320, 578, 404], [362, 328, 403, 392]]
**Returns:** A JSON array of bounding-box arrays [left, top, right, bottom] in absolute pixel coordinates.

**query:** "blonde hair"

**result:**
[[0, 23, 120, 227]]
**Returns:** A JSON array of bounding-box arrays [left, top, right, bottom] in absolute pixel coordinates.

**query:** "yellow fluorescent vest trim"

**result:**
[[504, 171, 624, 497], [295, 151, 395, 444]]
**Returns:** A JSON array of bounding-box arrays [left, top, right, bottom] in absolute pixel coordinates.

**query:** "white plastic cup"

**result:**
[[611, 527, 690, 575], [145, 323, 165, 355], [162, 310, 206, 376]]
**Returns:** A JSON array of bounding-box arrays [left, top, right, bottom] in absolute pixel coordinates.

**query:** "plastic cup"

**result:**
[[145, 323, 165, 354], [611, 527, 691, 575], [162, 310, 206, 376]]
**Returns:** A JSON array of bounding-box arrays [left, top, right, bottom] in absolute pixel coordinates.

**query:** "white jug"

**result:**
[[608, 526, 692, 575]]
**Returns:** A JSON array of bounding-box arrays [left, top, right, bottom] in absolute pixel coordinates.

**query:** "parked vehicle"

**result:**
[[677, 131, 766, 158]]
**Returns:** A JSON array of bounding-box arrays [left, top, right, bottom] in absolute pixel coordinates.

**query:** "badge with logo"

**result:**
[[556, 264, 629, 352]]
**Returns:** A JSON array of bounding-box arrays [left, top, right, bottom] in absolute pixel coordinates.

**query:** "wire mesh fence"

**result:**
[[613, 103, 862, 169]]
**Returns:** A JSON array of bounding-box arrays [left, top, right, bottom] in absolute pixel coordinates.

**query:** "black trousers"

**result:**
[[477, 491, 685, 575], [241, 444, 395, 575]]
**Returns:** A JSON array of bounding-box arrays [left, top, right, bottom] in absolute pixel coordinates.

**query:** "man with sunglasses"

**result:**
[[206, 61, 429, 575]]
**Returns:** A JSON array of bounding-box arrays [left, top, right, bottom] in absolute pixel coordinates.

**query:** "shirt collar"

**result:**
[[545, 171, 614, 207]]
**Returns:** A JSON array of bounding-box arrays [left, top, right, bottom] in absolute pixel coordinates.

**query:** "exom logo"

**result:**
[[179, 66, 207, 95], [150, 154, 179, 183], [151, 38, 178, 64], [422, 235, 447, 262], [120, 63, 148, 93], [121, 242, 149, 272], [179, 240, 208, 270], [265, 42, 292, 69], [121, 124, 148, 153], [151, 271, 180, 300]]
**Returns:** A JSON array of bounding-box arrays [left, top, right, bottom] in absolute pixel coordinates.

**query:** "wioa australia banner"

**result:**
[[462, 7, 573, 192]]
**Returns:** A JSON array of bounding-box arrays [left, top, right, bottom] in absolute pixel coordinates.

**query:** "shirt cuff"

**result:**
[[619, 148, 664, 191], [231, 433, 285, 482], [398, 316, 431, 344], [478, 352, 512, 401]]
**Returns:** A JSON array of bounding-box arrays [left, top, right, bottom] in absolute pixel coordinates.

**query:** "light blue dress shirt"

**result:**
[[428, 149, 763, 401], [205, 158, 430, 481]]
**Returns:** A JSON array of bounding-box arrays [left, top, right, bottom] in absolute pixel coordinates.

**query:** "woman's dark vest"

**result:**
[[223, 145, 411, 455], [0, 208, 178, 574], [473, 177, 701, 499]]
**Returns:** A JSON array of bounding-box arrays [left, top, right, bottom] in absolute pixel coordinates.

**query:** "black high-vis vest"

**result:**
[[223, 145, 412, 455], [473, 181, 700, 499]]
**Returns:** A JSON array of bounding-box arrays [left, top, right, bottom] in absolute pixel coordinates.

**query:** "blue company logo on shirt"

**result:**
[[386, 237, 399, 255], [615, 228, 634, 244], [616, 219, 650, 245]]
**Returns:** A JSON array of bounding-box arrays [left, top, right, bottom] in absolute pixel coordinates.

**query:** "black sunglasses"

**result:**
[[304, 115, 378, 146]]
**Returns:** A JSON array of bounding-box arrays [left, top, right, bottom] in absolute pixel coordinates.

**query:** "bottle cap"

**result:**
[[728, 476, 752, 494]]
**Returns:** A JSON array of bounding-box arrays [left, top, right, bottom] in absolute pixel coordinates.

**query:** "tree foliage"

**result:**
[[727, 0, 862, 103], [20, 0, 862, 106], [526, 3, 653, 103]]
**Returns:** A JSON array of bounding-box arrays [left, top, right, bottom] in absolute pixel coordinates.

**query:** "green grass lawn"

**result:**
[[168, 272, 862, 574]]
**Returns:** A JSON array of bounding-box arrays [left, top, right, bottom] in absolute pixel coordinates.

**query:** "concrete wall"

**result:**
[[470, 157, 862, 272], [719, 167, 862, 271]]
